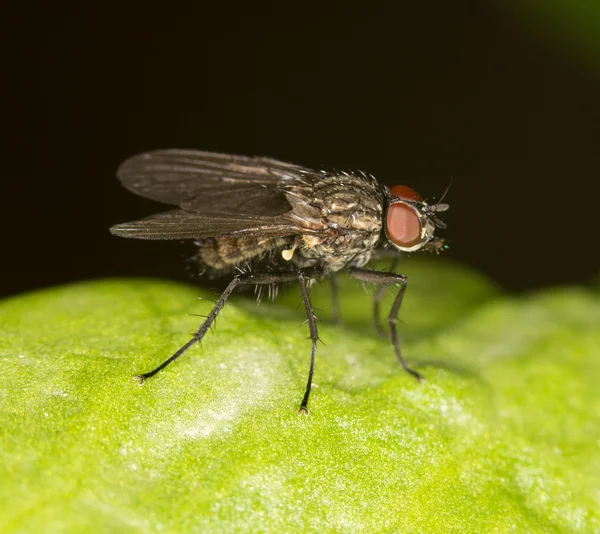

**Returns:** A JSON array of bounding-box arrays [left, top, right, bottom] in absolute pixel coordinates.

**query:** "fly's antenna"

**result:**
[[426, 177, 451, 225], [433, 176, 452, 211]]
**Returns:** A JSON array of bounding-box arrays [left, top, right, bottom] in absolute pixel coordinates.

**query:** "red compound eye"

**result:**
[[386, 202, 422, 248], [390, 185, 423, 202]]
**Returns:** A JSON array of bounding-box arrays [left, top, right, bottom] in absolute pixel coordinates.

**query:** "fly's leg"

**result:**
[[329, 274, 342, 325], [373, 256, 400, 337], [349, 267, 422, 382], [298, 270, 320, 415], [133, 271, 299, 383]]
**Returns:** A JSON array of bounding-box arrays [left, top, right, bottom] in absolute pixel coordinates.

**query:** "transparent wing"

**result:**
[[110, 209, 306, 240], [117, 149, 316, 216]]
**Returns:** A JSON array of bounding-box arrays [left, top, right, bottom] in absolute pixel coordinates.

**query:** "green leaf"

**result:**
[[1, 258, 599, 533]]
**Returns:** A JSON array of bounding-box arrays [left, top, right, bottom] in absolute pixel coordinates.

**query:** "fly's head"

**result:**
[[383, 184, 449, 253]]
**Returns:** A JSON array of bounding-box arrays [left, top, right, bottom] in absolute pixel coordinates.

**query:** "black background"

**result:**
[[2, 1, 599, 298]]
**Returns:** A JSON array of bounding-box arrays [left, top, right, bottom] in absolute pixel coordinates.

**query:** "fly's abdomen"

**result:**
[[198, 236, 293, 270]]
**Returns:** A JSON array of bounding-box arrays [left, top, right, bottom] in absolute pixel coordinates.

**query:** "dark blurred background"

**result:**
[[2, 1, 599, 298]]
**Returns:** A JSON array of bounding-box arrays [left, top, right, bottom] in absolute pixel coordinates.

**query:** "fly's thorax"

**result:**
[[283, 173, 385, 273]]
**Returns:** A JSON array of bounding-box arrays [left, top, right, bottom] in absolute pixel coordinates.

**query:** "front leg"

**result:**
[[348, 267, 423, 382], [373, 255, 400, 337]]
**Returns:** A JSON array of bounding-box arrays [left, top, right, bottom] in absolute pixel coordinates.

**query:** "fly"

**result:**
[[110, 150, 449, 414]]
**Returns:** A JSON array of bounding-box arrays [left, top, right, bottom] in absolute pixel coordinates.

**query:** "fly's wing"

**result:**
[[116, 149, 315, 216], [112, 149, 324, 240], [110, 209, 307, 240]]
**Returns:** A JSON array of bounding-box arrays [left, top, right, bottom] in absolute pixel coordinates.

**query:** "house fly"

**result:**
[[111, 150, 449, 413]]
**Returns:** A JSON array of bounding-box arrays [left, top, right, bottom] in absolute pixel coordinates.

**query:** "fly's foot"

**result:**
[[405, 368, 424, 383], [133, 374, 146, 385]]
